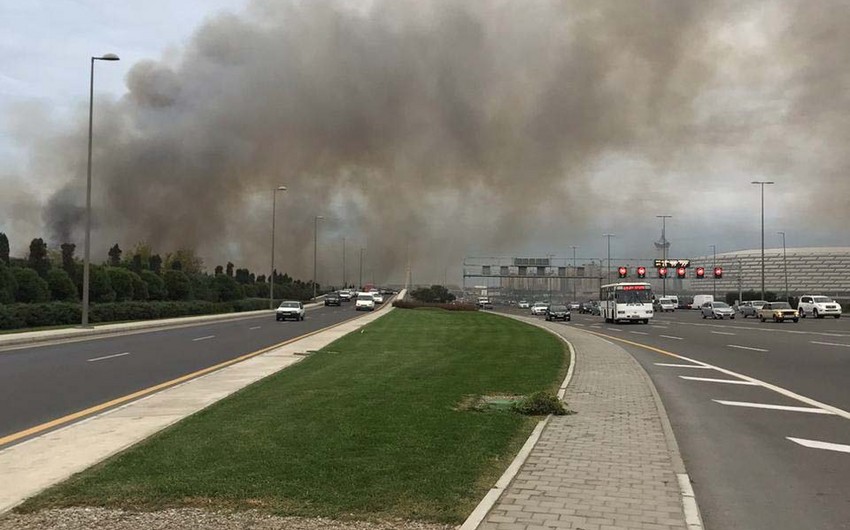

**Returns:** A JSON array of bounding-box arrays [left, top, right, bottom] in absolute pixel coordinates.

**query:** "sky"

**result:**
[[1, 1, 849, 285]]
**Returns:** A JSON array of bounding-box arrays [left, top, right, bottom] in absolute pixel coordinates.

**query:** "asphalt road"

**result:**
[[0, 302, 372, 447], [497, 306, 850, 530]]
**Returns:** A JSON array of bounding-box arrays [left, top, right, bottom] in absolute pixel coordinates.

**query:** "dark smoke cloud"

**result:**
[[9, 0, 850, 282]]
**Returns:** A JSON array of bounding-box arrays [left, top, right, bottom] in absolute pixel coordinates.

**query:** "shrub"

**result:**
[[0, 263, 17, 304], [513, 391, 568, 416], [106, 267, 135, 302], [212, 274, 244, 302], [11, 267, 49, 303], [90, 265, 116, 303], [163, 270, 192, 301], [131, 272, 149, 301], [46, 269, 78, 301], [140, 270, 165, 301], [392, 300, 477, 311]]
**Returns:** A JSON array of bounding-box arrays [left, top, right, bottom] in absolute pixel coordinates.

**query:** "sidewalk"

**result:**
[[476, 317, 700, 530], [0, 297, 396, 514]]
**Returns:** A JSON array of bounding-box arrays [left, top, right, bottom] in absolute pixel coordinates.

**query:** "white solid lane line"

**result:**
[[660, 335, 684, 340], [727, 344, 769, 352], [87, 352, 131, 362], [711, 331, 735, 336], [249, 326, 262, 330], [787, 438, 850, 454], [713, 400, 836, 414], [679, 376, 759, 385], [192, 335, 216, 342], [810, 341, 850, 348], [655, 363, 712, 369]]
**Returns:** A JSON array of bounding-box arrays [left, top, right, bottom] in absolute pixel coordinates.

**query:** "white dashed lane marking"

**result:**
[[87, 352, 131, 362], [713, 400, 836, 414], [660, 335, 684, 340], [630, 331, 648, 335], [711, 331, 735, 336], [810, 341, 850, 348], [249, 326, 262, 330], [655, 363, 711, 369], [787, 438, 850, 454], [192, 335, 215, 342], [727, 344, 768, 352], [679, 376, 759, 385]]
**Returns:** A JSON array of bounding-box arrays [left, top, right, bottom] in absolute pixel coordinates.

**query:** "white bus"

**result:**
[[599, 282, 654, 324]]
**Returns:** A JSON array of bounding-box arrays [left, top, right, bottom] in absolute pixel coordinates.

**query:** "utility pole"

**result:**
[[342, 237, 346, 289], [359, 247, 364, 290], [603, 234, 615, 284], [656, 215, 672, 297], [710, 244, 717, 300], [313, 215, 324, 299], [571, 245, 578, 301]]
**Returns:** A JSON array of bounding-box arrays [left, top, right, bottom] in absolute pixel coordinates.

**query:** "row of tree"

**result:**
[[0, 233, 319, 305]]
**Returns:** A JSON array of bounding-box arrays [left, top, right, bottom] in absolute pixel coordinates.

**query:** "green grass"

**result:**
[[20, 309, 566, 523]]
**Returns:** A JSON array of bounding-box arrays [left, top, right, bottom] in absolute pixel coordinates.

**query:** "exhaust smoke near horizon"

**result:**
[[5, 0, 850, 283]]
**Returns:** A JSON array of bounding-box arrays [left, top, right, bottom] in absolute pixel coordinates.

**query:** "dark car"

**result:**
[[324, 293, 341, 306], [545, 305, 571, 322]]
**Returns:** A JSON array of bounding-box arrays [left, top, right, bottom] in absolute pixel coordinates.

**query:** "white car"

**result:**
[[276, 301, 305, 321], [355, 293, 376, 311], [654, 297, 676, 312], [797, 295, 842, 319], [531, 303, 548, 316], [518, 300, 530, 309], [338, 290, 353, 301], [372, 292, 384, 304]]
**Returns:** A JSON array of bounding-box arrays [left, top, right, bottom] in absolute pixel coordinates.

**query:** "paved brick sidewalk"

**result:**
[[478, 319, 692, 530]]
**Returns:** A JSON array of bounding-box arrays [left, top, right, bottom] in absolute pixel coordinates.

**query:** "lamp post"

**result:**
[[656, 215, 672, 297], [81, 53, 120, 328], [313, 215, 324, 299], [571, 245, 578, 301], [359, 247, 364, 290], [778, 231, 788, 302], [752, 181, 774, 300], [710, 244, 716, 300], [603, 234, 615, 284], [342, 237, 346, 289], [269, 186, 287, 309]]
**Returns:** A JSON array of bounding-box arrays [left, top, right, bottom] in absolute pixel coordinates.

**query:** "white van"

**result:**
[[691, 294, 714, 310]]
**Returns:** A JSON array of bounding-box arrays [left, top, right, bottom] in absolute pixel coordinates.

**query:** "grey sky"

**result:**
[[1, 1, 848, 285]]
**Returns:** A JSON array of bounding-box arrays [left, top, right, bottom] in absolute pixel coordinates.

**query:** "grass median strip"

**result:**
[[19, 309, 567, 524]]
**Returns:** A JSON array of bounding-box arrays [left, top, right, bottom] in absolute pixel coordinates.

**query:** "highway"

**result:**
[[498, 306, 850, 530], [0, 302, 370, 448]]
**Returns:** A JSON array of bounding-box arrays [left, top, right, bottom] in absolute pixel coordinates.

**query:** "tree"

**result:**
[[89, 265, 116, 303], [108, 244, 122, 266], [141, 270, 165, 300], [0, 232, 9, 266], [27, 238, 50, 278], [256, 274, 266, 284], [46, 269, 78, 301], [189, 274, 213, 301], [212, 274, 244, 302], [106, 267, 135, 302], [226, 262, 234, 277], [235, 268, 252, 284], [149, 254, 163, 274], [0, 262, 17, 304], [60, 243, 76, 274], [130, 254, 143, 273], [165, 248, 204, 274], [163, 270, 192, 300], [171, 260, 183, 271], [11, 267, 50, 303], [214, 265, 224, 276]]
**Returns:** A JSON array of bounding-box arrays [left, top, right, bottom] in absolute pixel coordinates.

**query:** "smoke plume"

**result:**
[[8, 0, 850, 282]]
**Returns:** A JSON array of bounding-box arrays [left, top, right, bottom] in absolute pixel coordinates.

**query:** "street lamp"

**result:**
[[313, 215, 325, 299], [359, 247, 364, 290], [269, 186, 287, 309], [656, 215, 672, 297], [710, 244, 716, 300], [81, 53, 120, 328], [752, 181, 775, 300], [778, 231, 788, 302], [603, 234, 615, 284], [571, 245, 578, 302]]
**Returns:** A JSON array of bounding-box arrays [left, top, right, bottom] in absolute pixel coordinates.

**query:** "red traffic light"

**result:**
[[637, 266, 646, 279], [677, 267, 686, 279], [696, 267, 705, 278], [714, 267, 723, 279], [618, 266, 628, 279], [658, 267, 668, 278]]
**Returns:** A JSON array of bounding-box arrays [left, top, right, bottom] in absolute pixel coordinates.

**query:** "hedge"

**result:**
[[392, 300, 478, 311], [0, 298, 276, 331]]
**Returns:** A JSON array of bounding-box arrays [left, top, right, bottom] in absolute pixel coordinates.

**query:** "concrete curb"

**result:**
[[458, 313, 576, 530]]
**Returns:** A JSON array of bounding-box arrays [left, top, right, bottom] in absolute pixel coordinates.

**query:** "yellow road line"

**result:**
[[0, 316, 357, 448]]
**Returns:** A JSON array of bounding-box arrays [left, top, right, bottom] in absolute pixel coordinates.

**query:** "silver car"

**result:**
[[737, 300, 767, 318], [701, 301, 735, 319]]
